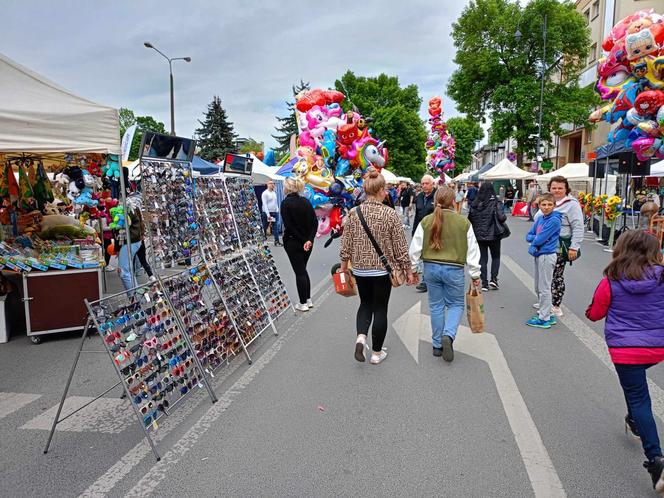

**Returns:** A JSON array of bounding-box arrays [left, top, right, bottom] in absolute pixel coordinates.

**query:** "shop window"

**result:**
[[586, 128, 593, 143], [584, 9, 590, 24], [591, 0, 599, 20], [588, 43, 597, 64]]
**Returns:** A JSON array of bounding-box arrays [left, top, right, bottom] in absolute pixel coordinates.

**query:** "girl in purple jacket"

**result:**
[[587, 230, 664, 494]]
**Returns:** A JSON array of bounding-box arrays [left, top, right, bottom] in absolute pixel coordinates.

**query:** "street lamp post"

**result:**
[[143, 42, 191, 135], [515, 13, 548, 170]]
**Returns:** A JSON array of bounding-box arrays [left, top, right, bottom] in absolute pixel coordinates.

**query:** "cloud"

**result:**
[[2, 0, 470, 149]]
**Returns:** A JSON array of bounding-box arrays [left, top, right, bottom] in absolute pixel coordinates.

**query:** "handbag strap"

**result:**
[[356, 207, 393, 274]]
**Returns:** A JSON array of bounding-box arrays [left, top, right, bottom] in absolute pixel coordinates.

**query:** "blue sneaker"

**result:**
[[529, 315, 557, 326], [526, 317, 552, 329]]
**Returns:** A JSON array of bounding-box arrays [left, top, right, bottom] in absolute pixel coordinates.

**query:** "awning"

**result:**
[[468, 162, 493, 182], [479, 158, 536, 180], [536, 163, 590, 182]]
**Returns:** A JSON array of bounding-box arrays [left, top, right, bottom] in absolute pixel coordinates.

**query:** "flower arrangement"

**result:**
[[592, 194, 607, 215], [604, 195, 622, 223], [579, 192, 594, 216]]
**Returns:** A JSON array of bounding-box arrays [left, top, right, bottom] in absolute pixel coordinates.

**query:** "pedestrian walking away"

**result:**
[[398, 181, 414, 227], [525, 193, 561, 329], [412, 174, 437, 292], [340, 168, 416, 365], [467, 182, 508, 291], [280, 177, 318, 312], [535, 176, 584, 317], [454, 183, 464, 213], [586, 230, 664, 495], [261, 180, 282, 246], [409, 186, 481, 362], [526, 181, 539, 221]]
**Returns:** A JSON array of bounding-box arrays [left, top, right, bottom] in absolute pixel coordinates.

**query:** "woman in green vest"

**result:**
[[409, 186, 481, 362]]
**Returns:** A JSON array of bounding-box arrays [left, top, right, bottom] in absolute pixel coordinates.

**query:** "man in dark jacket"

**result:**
[[412, 174, 436, 292]]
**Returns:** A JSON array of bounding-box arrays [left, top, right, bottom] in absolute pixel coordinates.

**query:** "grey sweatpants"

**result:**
[[534, 253, 557, 320]]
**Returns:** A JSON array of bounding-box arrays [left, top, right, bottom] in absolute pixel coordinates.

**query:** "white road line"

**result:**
[[502, 255, 664, 423], [78, 278, 332, 498], [0, 392, 41, 420]]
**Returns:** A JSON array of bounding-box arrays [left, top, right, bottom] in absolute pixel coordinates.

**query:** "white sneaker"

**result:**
[[369, 349, 388, 364], [105, 265, 116, 272], [294, 303, 309, 312], [306, 299, 313, 309], [532, 303, 540, 309], [552, 306, 563, 317]]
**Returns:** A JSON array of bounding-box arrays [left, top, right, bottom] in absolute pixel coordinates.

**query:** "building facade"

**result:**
[[554, 0, 660, 168]]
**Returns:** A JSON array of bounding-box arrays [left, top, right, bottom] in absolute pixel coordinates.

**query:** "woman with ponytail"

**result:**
[[409, 186, 481, 362]]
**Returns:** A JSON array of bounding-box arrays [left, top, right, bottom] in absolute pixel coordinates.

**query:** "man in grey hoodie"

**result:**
[[534, 176, 584, 317]]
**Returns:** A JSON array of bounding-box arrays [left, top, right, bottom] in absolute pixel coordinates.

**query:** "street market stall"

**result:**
[[0, 53, 122, 343], [478, 158, 536, 181]]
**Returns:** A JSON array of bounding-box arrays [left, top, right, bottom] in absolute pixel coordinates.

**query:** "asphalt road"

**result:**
[[1, 216, 663, 497]]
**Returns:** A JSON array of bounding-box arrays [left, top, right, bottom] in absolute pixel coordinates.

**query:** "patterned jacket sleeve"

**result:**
[[339, 210, 355, 263], [389, 209, 411, 274]]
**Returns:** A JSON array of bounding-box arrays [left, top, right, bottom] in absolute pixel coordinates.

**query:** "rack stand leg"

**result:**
[[44, 317, 92, 455]]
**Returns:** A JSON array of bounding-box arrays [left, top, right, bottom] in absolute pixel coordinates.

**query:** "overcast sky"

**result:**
[[2, 0, 473, 149]]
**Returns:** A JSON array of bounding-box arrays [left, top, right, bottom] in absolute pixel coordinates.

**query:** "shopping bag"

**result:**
[[466, 284, 485, 333], [333, 270, 357, 297]]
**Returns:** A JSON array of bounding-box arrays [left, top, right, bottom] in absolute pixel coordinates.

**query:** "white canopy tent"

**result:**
[[479, 158, 536, 180], [643, 159, 664, 177], [381, 169, 399, 184], [0, 53, 120, 154], [535, 163, 590, 182], [217, 154, 285, 184], [453, 171, 472, 182], [396, 176, 413, 184]]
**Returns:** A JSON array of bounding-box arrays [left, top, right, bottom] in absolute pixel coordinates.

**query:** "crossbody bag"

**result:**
[[356, 207, 406, 288]]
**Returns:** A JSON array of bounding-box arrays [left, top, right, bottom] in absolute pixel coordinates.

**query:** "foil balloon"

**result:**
[[425, 95, 456, 177], [589, 8, 664, 160]]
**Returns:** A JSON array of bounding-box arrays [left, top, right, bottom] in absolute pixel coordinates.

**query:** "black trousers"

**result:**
[[284, 238, 312, 304], [134, 241, 153, 278], [478, 240, 501, 285], [551, 253, 566, 307], [354, 275, 392, 352]]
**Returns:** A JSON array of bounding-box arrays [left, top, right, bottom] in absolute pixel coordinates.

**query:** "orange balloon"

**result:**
[[106, 242, 116, 256]]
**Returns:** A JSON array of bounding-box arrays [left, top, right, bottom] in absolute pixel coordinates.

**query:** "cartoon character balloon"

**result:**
[[589, 9, 664, 160], [425, 96, 456, 177], [283, 88, 390, 240]]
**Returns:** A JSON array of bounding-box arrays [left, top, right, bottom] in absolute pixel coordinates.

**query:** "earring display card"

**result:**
[[194, 177, 240, 261], [210, 255, 270, 346], [141, 159, 200, 268], [162, 262, 246, 374], [244, 247, 290, 319], [224, 177, 265, 248], [89, 280, 207, 432]]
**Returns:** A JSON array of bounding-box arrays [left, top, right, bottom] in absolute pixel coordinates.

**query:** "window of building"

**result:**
[[588, 43, 597, 64], [584, 9, 590, 24], [586, 128, 593, 144], [591, 0, 599, 19]]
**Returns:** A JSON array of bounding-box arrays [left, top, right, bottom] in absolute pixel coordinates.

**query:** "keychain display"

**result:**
[[141, 160, 200, 268]]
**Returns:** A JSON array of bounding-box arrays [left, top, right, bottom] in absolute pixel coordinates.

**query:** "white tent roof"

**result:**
[[0, 53, 120, 154], [650, 160, 664, 177], [454, 171, 471, 182], [536, 163, 589, 181], [396, 176, 413, 184], [382, 169, 398, 184], [479, 158, 536, 180]]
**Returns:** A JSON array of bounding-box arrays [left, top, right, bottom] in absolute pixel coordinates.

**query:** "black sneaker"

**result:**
[[432, 347, 442, 357], [489, 280, 499, 290], [643, 456, 664, 492], [441, 336, 454, 362], [416, 283, 427, 293], [274, 240, 282, 246], [481, 283, 489, 292], [625, 415, 640, 439]]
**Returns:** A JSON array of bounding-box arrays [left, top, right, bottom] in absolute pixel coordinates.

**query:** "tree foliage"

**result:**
[[118, 108, 167, 161], [272, 80, 310, 160], [334, 71, 427, 181], [196, 96, 238, 162], [446, 116, 484, 174], [447, 0, 598, 163], [238, 139, 264, 154]]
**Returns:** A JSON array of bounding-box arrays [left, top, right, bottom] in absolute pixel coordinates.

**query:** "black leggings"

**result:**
[[284, 238, 312, 304], [354, 275, 392, 352], [135, 242, 153, 278], [478, 240, 501, 284]]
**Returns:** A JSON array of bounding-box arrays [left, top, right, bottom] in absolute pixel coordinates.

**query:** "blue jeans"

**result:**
[[262, 212, 281, 242], [423, 262, 465, 348], [615, 363, 662, 460], [118, 241, 142, 291]]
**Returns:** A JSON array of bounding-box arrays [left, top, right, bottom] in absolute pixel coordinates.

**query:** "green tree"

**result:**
[[447, 0, 598, 165], [238, 139, 264, 154], [196, 96, 238, 162], [272, 80, 310, 160], [334, 71, 427, 180], [118, 107, 166, 160], [446, 116, 484, 175]]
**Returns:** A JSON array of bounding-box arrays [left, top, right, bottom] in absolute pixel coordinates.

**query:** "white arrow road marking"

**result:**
[[393, 302, 566, 497]]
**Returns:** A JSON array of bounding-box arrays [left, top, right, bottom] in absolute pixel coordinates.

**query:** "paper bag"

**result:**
[[466, 284, 485, 333], [333, 270, 357, 297]]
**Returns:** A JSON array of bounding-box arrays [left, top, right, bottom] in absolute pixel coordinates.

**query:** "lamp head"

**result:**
[[144, 42, 153, 48], [514, 30, 522, 42], [183, 57, 192, 63]]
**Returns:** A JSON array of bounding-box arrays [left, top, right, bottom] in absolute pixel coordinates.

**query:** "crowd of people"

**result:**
[[277, 167, 664, 494]]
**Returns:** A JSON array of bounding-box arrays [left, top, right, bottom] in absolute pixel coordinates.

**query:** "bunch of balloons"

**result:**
[[425, 96, 456, 176], [588, 9, 664, 160], [283, 88, 389, 239]]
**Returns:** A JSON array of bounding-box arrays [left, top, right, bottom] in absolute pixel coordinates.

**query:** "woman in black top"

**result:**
[[280, 177, 319, 312], [467, 182, 507, 291]]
